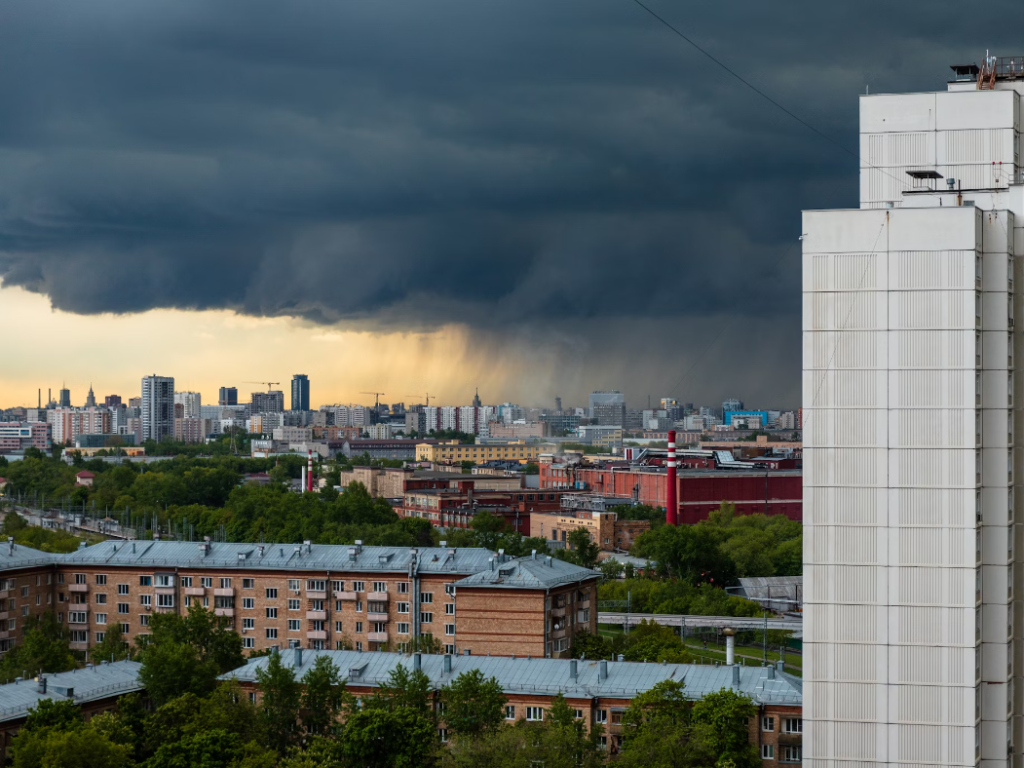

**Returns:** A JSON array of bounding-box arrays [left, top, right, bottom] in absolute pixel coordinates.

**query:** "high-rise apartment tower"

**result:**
[[141, 375, 175, 443], [803, 56, 1024, 768], [218, 387, 238, 406]]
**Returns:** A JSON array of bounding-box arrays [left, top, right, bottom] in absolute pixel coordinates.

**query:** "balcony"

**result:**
[[214, 608, 235, 617], [306, 591, 327, 600], [0, 631, 8, 640], [307, 630, 327, 640], [550, 607, 566, 618], [185, 587, 205, 596], [0, 612, 7, 621], [155, 587, 175, 596], [213, 588, 234, 597], [69, 615, 89, 625], [155, 605, 176, 614], [368, 631, 388, 643], [306, 610, 327, 620], [779, 732, 802, 745], [368, 592, 389, 602], [69, 641, 89, 652], [0, 590, 9, 600], [368, 612, 389, 623], [334, 591, 356, 601], [69, 584, 89, 593]]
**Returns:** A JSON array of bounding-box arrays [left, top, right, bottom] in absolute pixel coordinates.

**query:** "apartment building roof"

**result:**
[[222, 649, 802, 705], [452, 553, 597, 590], [57, 540, 495, 575], [0, 660, 144, 724], [0, 542, 61, 570]]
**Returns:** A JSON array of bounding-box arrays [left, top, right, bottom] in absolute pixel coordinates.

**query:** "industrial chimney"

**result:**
[[307, 449, 314, 493], [666, 430, 677, 525]]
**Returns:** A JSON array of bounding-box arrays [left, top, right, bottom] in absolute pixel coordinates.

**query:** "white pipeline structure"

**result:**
[[803, 57, 1024, 768]]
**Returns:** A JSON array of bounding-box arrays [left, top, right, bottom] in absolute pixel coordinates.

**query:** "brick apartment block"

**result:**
[[0, 539, 598, 660]]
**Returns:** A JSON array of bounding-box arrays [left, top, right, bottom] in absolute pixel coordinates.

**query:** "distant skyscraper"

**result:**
[[104, 395, 122, 408], [252, 390, 285, 414], [141, 375, 174, 442], [84, 385, 96, 408], [472, 389, 482, 408], [290, 375, 310, 412], [218, 387, 238, 406], [589, 391, 625, 426], [555, 396, 562, 413], [58, 387, 71, 408], [173, 391, 202, 419], [722, 398, 743, 412]]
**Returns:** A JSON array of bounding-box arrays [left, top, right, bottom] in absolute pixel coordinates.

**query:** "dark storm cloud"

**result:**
[[0, 0, 1016, 403]]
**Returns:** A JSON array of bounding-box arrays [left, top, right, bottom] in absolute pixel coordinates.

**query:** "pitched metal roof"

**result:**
[[0, 542, 61, 571], [0, 660, 144, 723], [58, 540, 494, 575], [221, 650, 801, 705], [452, 554, 597, 590]]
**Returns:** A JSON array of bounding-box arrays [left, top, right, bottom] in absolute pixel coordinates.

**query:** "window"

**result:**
[[118, 603, 129, 614], [397, 623, 410, 634], [762, 745, 775, 760], [288, 599, 301, 611], [420, 592, 433, 604], [180, 577, 193, 587], [69, 611, 87, 623], [58, 574, 64, 584], [353, 581, 364, 593], [158, 594, 174, 608], [335, 621, 343, 632], [202, 597, 210, 607], [611, 712, 622, 725], [397, 581, 409, 594], [243, 637, 254, 649], [248, 691, 257, 703], [421, 612, 433, 624], [156, 575, 173, 587], [355, 622, 363, 633], [266, 608, 278, 619], [397, 602, 410, 614], [139, 576, 151, 586], [445, 583, 456, 595], [220, 578, 232, 589], [121, 623, 129, 634], [288, 620, 301, 631], [201, 577, 212, 588], [95, 632, 105, 643], [70, 630, 87, 643], [762, 717, 775, 732], [266, 588, 278, 599], [308, 580, 326, 592], [373, 582, 387, 593], [243, 578, 254, 589], [289, 579, 301, 591], [266, 628, 278, 639], [445, 603, 455, 615], [355, 601, 363, 613], [438, 728, 448, 743], [140, 595, 152, 608], [117, 584, 129, 596], [96, 613, 107, 625], [526, 707, 543, 722], [783, 718, 802, 734], [595, 710, 607, 724], [445, 624, 455, 636], [782, 746, 802, 763], [355, 641, 363, 652], [372, 622, 386, 633], [140, 615, 150, 627], [243, 619, 255, 630], [95, 574, 107, 585], [243, 598, 254, 609], [574, 710, 583, 720], [444, 644, 455, 655]]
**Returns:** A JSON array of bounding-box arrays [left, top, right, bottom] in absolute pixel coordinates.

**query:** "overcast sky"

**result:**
[[0, 1, 1015, 408]]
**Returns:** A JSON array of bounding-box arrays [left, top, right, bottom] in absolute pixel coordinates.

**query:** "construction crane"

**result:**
[[406, 393, 433, 407], [243, 381, 280, 392], [360, 391, 385, 425]]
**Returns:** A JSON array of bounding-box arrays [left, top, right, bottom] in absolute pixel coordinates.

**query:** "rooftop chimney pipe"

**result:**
[[732, 665, 740, 687], [307, 449, 314, 493], [37, 676, 46, 694], [599, 660, 608, 681], [293, 647, 303, 668], [569, 659, 577, 681], [666, 430, 678, 525], [443, 655, 452, 674], [413, 652, 422, 671]]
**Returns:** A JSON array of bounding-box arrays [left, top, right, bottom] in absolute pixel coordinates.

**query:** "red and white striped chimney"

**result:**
[[666, 430, 677, 525], [307, 449, 314, 493]]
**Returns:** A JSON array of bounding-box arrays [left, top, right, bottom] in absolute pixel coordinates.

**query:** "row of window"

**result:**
[[73, 574, 457, 595], [761, 745, 802, 762], [761, 717, 802, 734]]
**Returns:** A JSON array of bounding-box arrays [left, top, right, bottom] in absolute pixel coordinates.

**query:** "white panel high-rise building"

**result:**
[[173, 391, 202, 419], [803, 58, 1024, 768], [141, 375, 175, 443]]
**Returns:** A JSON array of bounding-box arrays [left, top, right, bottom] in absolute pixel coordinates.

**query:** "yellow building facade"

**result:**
[[415, 440, 540, 465]]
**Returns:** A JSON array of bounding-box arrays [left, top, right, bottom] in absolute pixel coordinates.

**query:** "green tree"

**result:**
[[691, 688, 760, 768], [560, 527, 599, 569], [340, 707, 438, 768], [90, 622, 131, 664], [11, 725, 132, 768], [256, 651, 301, 755], [300, 655, 347, 737], [0, 612, 76, 683], [370, 662, 434, 717], [146, 728, 244, 768], [440, 669, 506, 738], [23, 699, 84, 732]]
